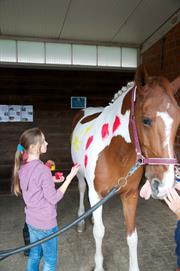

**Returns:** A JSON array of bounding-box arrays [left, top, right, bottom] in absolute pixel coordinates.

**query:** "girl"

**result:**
[[12, 127, 80, 271]]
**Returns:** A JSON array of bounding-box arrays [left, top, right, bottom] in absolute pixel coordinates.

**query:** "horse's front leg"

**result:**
[[77, 172, 86, 232], [89, 187, 105, 271], [121, 190, 140, 271]]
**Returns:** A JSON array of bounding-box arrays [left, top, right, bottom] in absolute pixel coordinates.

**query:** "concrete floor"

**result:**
[[0, 183, 178, 271]]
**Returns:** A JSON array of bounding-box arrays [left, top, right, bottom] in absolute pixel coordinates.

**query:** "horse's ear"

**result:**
[[171, 76, 180, 95], [135, 65, 149, 89]]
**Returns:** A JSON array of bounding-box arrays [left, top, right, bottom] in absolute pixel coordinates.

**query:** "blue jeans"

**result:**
[[175, 221, 180, 268], [26, 224, 59, 271]]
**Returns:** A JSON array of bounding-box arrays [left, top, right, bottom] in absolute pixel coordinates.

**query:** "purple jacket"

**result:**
[[19, 159, 64, 230]]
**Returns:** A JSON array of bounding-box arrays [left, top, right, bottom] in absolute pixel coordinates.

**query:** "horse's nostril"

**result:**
[[151, 178, 162, 199], [151, 179, 160, 191]]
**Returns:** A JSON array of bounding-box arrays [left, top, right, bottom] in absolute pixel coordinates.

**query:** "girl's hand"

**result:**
[[67, 164, 80, 181], [58, 164, 80, 194], [164, 188, 180, 215]]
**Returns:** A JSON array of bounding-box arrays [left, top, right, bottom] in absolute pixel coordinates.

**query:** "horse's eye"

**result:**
[[143, 117, 152, 127]]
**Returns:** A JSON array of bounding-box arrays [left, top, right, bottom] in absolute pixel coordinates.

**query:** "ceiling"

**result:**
[[0, 0, 179, 50]]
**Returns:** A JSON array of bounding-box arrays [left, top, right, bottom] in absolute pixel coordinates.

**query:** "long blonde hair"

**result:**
[[12, 127, 43, 196]]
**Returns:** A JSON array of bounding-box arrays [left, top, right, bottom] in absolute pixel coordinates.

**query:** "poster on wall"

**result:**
[[9, 105, 21, 122], [21, 105, 33, 122], [71, 96, 87, 109], [0, 105, 33, 122], [0, 105, 9, 122]]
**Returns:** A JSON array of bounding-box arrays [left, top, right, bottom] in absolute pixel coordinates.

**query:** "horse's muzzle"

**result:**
[[151, 178, 161, 199]]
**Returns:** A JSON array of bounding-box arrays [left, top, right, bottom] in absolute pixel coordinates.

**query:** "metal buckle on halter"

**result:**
[[137, 154, 145, 165]]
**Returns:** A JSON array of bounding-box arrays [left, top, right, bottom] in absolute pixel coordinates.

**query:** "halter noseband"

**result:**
[[130, 86, 178, 166]]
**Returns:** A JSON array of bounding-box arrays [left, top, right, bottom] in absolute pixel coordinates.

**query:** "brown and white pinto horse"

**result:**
[[71, 66, 180, 271]]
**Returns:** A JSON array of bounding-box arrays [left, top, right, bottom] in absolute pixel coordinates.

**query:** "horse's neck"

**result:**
[[102, 88, 131, 122], [95, 89, 132, 144], [105, 84, 132, 115]]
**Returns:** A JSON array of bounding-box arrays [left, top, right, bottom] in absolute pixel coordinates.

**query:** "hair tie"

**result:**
[[22, 152, 28, 161], [17, 144, 25, 152]]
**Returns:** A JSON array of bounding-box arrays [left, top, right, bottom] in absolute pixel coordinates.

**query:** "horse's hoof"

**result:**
[[77, 222, 86, 233]]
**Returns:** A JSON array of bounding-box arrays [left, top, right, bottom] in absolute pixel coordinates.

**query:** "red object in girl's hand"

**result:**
[[55, 172, 63, 180]]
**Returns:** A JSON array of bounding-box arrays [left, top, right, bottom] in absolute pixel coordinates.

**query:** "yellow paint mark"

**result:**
[[72, 135, 81, 152], [72, 125, 93, 152], [84, 125, 93, 135]]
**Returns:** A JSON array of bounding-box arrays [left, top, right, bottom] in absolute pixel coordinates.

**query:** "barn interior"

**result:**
[[0, 1, 179, 270]]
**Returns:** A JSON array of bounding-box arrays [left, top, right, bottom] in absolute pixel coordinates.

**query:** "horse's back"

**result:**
[[72, 107, 103, 127]]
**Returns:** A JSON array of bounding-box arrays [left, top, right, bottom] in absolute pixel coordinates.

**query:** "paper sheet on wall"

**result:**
[[9, 105, 21, 122], [21, 105, 33, 122], [0, 105, 9, 122], [0, 105, 33, 122]]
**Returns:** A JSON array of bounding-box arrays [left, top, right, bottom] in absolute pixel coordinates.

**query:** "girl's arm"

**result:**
[[42, 163, 80, 205]]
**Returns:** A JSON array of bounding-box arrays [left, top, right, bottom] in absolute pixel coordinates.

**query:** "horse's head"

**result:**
[[135, 65, 180, 199]]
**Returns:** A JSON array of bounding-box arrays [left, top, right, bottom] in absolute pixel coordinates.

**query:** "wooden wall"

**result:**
[[0, 67, 134, 192], [141, 23, 180, 81]]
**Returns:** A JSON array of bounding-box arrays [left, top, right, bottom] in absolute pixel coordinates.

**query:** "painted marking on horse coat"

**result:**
[[84, 154, 88, 168], [101, 123, 109, 139], [72, 135, 81, 151], [112, 115, 121, 133], [72, 125, 93, 152], [85, 135, 94, 150]]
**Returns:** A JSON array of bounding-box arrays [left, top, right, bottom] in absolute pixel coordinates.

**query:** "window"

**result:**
[[46, 43, 71, 64], [0, 40, 16, 62], [18, 41, 44, 63], [72, 45, 96, 66], [122, 48, 137, 68], [0, 38, 138, 68], [98, 46, 121, 67]]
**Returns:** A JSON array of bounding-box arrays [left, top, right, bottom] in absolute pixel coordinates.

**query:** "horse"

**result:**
[[71, 65, 180, 271]]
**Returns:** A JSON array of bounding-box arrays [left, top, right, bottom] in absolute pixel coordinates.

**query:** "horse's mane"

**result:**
[[109, 81, 134, 105], [109, 76, 175, 106]]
